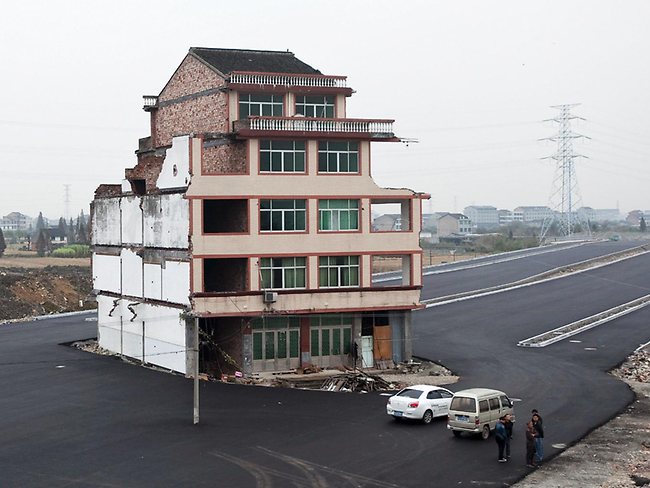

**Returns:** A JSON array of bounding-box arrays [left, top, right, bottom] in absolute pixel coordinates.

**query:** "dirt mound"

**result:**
[[0, 266, 93, 321]]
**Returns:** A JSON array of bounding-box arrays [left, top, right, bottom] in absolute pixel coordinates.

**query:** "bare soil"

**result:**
[[0, 266, 93, 321], [0, 248, 90, 269]]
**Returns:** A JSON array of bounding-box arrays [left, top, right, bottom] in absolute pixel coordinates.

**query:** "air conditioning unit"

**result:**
[[263, 291, 278, 304]]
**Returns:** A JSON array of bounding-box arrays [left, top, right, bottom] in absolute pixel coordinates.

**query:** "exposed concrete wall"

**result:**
[[121, 196, 143, 245], [93, 254, 121, 293], [121, 248, 143, 298], [162, 260, 190, 305], [143, 193, 189, 249], [92, 199, 121, 246], [157, 136, 191, 189], [97, 294, 188, 374]]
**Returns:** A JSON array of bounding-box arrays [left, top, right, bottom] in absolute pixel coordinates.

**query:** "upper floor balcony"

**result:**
[[233, 116, 398, 141], [227, 71, 353, 96]]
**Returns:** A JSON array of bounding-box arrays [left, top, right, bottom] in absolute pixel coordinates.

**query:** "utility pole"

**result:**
[[193, 316, 200, 425], [539, 104, 591, 243]]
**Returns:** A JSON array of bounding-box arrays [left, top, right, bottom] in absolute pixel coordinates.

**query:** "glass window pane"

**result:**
[[271, 212, 282, 230], [265, 332, 275, 359], [296, 211, 305, 230], [260, 212, 270, 231], [343, 328, 351, 354], [253, 333, 263, 360], [321, 329, 330, 356], [277, 331, 287, 359], [284, 212, 295, 230], [290, 330, 299, 358], [332, 329, 341, 355], [320, 211, 331, 230], [295, 269, 305, 287], [350, 212, 358, 229], [311, 329, 320, 356]]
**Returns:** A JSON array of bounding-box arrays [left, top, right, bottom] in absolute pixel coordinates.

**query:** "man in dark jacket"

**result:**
[[504, 413, 514, 458], [532, 410, 544, 463], [495, 416, 508, 462]]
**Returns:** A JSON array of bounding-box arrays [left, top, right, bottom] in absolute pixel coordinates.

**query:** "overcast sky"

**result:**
[[1, 0, 649, 221]]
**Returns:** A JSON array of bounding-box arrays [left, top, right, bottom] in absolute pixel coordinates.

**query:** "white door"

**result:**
[[360, 336, 373, 368]]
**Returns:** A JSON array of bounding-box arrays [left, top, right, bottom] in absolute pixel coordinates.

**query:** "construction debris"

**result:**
[[321, 371, 398, 393], [612, 349, 650, 383]]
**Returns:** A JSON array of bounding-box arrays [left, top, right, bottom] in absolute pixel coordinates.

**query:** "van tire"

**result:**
[[481, 425, 490, 440], [422, 410, 434, 424], [452, 430, 462, 438]]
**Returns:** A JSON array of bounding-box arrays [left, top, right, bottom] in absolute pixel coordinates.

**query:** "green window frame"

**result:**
[[295, 95, 334, 118], [239, 93, 284, 119], [259, 257, 306, 289], [318, 256, 360, 288], [260, 140, 305, 173], [252, 318, 300, 361], [260, 199, 306, 232], [319, 199, 359, 231], [318, 141, 359, 173]]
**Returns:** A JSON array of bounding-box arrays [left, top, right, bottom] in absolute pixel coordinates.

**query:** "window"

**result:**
[[319, 256, 359, 287], [260, 199, 306, 232], [479, 400, 489, 413], [319, 199, 359, 231], [239, 93, 283, 118], [489, 398, 500, 410], [260, 140, 305, 173], [259, 257, 306, 289], [252, 317, 300, 361], [318, 141, 359, 173], [427, 391, 442, 400], [450, 397, 476, 413], [295, 95, 334, 118]]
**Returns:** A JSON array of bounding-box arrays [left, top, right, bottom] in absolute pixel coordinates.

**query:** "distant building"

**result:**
[[437, 213, 472, 237], [0, 212, 33, 231], [577, 207, 621, 223], [498, 209, 524, 225], [514, 206, 552, 223], [463, 205, 498, 228], [626, 210, 645, 226], [372, 214, 403, 231]]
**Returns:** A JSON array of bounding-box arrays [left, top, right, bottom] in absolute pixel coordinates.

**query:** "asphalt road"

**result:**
[[1, 244, 649, 487]]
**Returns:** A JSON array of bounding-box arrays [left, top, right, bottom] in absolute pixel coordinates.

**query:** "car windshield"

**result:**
[[395, 388, 423, 399], [450, 397, 476, 412]]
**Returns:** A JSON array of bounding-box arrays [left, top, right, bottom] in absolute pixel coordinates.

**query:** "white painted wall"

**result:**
[[157, 135, 191, 190], [143, 193, 189, 249], [143, 263, 162, 300], [92, 254, 121, 293], [162, 260, 190, 305], [92, 198, 121, 246], [121, 196, 143, 245], [96, 295, 187, 374], [121, 248, 143, 298]]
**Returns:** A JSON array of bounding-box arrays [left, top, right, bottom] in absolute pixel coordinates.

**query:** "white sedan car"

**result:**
[[386, 385, 454, 424]]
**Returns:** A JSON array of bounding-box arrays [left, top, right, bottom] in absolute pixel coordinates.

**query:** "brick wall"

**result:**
[[125, 154, 165, 192], [202, 141, 247, 174], [153, 54, 229, 147]]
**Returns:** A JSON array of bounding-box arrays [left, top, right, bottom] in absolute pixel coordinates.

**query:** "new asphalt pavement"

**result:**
[[1, 242, 649, 487]]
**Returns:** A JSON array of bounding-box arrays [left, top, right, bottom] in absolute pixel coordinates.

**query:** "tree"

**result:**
[[58, 217, 67, 237], [641, 217, 647, 233], [35, 211, 45, 231], [0, 228, 6, 257], [35, 229, 50, 257]]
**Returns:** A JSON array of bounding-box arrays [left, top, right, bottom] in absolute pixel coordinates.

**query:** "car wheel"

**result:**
[[422, 410, 434, 424], [481, 425, 490, 440], [452, 430, 462, 438]]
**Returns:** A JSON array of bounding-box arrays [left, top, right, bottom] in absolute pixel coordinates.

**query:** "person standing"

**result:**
[[495, 416, 508, 462], [503, 413, 514, 458], [532, 410, 544, 463], [525, 421, 537, 467]]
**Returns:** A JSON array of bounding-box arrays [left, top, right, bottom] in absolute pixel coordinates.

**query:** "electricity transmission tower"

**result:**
[[539, 104, 591, 243]]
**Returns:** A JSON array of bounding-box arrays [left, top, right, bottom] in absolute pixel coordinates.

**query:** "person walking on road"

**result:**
[[503, 413, 514, 458], [531, 410, 544, 463], [525, 421, 537, 467], [495, 416, 508, 462]]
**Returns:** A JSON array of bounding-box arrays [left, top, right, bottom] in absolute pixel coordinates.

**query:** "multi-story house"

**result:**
[[514, 206, 553, 223], [463, 205, 499, 229], [91, 47, 426, 376], [436, 213, 472, 236], [1, 212, 33, 231]]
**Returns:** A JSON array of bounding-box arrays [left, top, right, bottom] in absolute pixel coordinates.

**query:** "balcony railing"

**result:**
[[143, 95, 158, 107], [235, 116, 395, 136], [229, 71, 347, 88]]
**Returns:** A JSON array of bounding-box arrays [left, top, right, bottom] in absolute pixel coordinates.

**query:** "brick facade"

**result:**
[[202, 141, 247, 174], [125, 154, 165, 192], [153, 55, 229, 148]]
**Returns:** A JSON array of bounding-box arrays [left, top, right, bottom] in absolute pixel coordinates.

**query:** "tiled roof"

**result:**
[[190, 47, 320, 75]]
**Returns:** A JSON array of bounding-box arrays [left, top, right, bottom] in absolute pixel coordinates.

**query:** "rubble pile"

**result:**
[[613, 350, 650, 383], [71, 339, 116, 357], [321, 371, 397, 392]]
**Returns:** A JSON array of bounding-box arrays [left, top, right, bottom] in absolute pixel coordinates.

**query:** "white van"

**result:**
[[447, 388, 514, 439]]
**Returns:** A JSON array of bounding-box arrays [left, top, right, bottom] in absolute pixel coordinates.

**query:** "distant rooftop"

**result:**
[[190, 47, 321, 75]]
